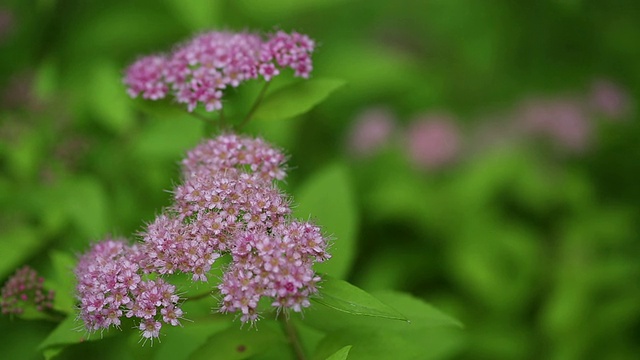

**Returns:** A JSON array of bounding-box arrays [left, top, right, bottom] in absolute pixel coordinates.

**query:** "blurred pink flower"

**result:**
[[589, 78, 633, 120], [0, 9, 14, 44], [346, 107, 396, 158], [405, 113, 461, 170], [516, 97, 591, 153]]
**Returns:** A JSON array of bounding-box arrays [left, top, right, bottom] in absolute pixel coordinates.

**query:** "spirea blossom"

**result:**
[[181, 133, 287, 181], [140, 133, 330, 324], [405, 113, 461, 170], [75, 238, 182, 339], [218, 221, 329, 323], [1, 266, 55, 315], [124, 30, 315, 112], [589, 78, 633, 120], [76, 134, 330, 332], [346, 107, 397, 158], [516, 97, 591, 153]]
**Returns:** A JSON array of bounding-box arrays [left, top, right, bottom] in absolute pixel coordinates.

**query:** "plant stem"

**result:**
[[237, 81, 271, 130], [281, 315, 306, 360], [219, 107, 227, 129]]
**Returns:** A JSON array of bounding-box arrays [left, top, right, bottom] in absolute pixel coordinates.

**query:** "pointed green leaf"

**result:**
[[48, 250, 78, 313], [253, 78, 346, 121], [294, 162, 357, 279], [325, 345, 352, 360], [37, 315, 88, 354], [373, 291, 463, 329], [305, 290, 462, 333], [313, 276, 407, 321]]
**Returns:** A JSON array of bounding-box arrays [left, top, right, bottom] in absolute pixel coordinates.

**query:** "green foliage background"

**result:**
[[1, 0, 639, 359]]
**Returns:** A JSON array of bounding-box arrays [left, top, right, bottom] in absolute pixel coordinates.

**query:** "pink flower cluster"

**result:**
[[140, 134, 329, 324], [1, 266, 55, 315], [76, 134, 330, 336], [124, 30, 315, 112], [75, 239, 182, 340], [220, 222, 328, 323], [405, 113, 461, 170]]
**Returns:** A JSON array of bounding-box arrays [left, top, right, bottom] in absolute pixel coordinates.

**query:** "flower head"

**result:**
[[75, 238, 182, 339], [589, 78, 633, 120], [76, 133, 330, 332], [516, 97, 591, 153], [346, 106, 396, 158], [405, 113, 461, 170], [123, 30, 315, 112], [1, 266, 55, 316]]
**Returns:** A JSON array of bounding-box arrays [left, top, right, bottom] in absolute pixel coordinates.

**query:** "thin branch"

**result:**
[[281, 315, 306, 360], [219, 107, 227, 129], [237, 81, 271, 130]]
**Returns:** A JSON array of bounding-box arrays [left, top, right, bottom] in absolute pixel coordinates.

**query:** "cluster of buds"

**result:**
[[124, 30, 315, 112], [1, 266, 55, 316], [76, 134, 330, 339]]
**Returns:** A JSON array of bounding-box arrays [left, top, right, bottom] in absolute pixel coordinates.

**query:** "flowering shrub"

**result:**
[[1, 25, 463, 360]]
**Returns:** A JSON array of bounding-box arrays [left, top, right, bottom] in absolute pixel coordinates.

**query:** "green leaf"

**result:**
[[189, 322, 286, 360], [253, 78, 346, 122], [48, 250, 78, 313], [311, 326, 464, 360], [312, 277, 407, 322], [0, 317, 57, 360], [37, 315, 88, 355], [60, 177, 110, 239], [373, 292, 463, 329], [325, 345, 352, 360], [294, 162, 357, 279], [305, 290, 462, 333], [309, 292, 464, 359], [154, 319, 230, 360]]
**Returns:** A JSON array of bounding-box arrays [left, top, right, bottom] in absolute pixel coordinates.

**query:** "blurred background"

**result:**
[[1, 0, 639, 359]]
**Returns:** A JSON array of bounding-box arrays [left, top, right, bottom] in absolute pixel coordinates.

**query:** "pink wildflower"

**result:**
[[0, 9, 14, 44], [516, 97, 591, 153], [77, 134, 330, 331], [75, 238, 182, 339], [181, 133, 287, 181], [346, 107, 396, 158], [124, 30, 315, 112], [1, 266, 55, 315], [218, 222, 329, 325], [405, 113, 461, 170], [124, 55, 169, 100], [589, 78, 633, 120]]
